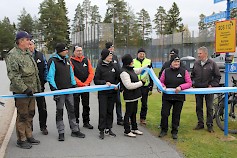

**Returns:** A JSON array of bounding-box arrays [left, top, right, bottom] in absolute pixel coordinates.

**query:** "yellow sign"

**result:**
[[215, 19, 236, 53]]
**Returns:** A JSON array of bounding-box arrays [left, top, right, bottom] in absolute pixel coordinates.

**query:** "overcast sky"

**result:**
[[0, 0, 227, 37]]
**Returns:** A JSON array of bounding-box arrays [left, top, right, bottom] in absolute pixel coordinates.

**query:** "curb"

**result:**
[[0, 108, 16, 158]]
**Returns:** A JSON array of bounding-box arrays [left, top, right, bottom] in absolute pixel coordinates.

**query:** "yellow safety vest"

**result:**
[[133, 58, 151, 86]]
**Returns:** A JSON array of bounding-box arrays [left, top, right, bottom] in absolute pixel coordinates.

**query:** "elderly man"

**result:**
[[5, 31, 41, 149], [133, 48, 153, 126], [191, 46, 221, 133], [29, 40, 48, 135]]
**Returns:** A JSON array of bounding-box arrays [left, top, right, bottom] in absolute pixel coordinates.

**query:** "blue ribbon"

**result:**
[[1, 68, 237, 98]]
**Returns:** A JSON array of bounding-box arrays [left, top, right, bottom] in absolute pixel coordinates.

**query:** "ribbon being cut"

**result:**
[[1, 68, 237, 99]]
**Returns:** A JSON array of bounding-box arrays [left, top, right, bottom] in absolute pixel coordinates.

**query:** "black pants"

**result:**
[[195, 94, 214, 126], [73, 92, 90, 124], [98, 93, 116, 131], [35, 96, 47, 130], [115, 90, 123, 122], [124, 101, 138, 134], [140, 86, 149, 120], [161, 99, 184, 134]]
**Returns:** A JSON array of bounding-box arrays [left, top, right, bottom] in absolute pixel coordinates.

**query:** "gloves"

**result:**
[[53, 95, 60, 102], [24, 88, 33, 96], [147, 64, 152, 68]]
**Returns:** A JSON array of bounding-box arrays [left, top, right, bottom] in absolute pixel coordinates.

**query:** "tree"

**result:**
[[153, 6, 167, 37], [164, 2, 182, 34], [90, 5, 101, 25], [136, 8, 152, 46], [39, 0, 70, 52], [0, 17, 15, 52], [17, 8, 34, 34], [72, 3, 85, 32]]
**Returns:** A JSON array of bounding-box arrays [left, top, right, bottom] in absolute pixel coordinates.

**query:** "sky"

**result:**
[[0, 0, 228, 37]]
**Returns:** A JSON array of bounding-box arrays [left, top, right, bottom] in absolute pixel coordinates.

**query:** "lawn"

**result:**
[[123, 68, 237, 158]]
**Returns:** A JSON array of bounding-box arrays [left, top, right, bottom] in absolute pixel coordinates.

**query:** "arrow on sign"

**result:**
[[204, 11, 226, 24]]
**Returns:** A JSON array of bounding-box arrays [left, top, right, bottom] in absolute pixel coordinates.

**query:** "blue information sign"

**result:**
[[227, 63, 237, 73], [230, 0, 237, 9], [204, 11, 226, 24]]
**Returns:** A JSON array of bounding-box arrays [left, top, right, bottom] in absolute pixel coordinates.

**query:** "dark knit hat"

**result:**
[[101, 49, 112, 60], [170, 54, 180, 63], [170, 48, 179, 55], [105, 42, 114, 49], [137, 48, 146, 54], [122, 54, 133, 66], [55, 43, 68, 53]]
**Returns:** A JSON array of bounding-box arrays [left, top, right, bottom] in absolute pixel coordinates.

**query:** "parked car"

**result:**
[[180, 56, 196, 72]]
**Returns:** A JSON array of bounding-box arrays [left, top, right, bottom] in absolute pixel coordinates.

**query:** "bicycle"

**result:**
[[213, 76, 237, 134]]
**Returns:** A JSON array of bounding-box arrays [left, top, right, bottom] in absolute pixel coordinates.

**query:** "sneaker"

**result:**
[[83, 123, 94, 129], [108, 130, 116, 137], [158, 131, 167, 138], [104, 129, 109, 135], [193, 124, 204, 130], [41, 128, 48, 135], [99, 131, 104, 140], [124, 132, 136, 138], [140, 119, 146, 126], [172, 133, 178, 140], [131, 130, 143, 135], [27, 137, 40, 145], [58, 133, 65, 141], [207, 126, 214, 133], [16, 140, 32, 149], [71, 131, 86, 138]]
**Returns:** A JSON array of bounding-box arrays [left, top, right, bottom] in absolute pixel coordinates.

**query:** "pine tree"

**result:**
[[72, 3, 85, 32], [136, 9, 152, 46], [17, 8, 34, 34], [0, 17, 15, 52], [90, 5, 101, 25], [153, 6, 167, 37]]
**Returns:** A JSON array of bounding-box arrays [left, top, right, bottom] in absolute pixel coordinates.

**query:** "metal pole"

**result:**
[[224, 0, 231, 136]]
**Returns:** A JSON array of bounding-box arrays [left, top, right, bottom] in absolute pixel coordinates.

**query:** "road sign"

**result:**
[[215, 19, 236, 53], [227, 63, 237, 73], [214, 0, 225, 3], [230, 0, 237, 9], [204, 11, 226, 24]]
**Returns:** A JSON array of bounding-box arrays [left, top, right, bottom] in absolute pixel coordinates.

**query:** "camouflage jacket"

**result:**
[[5, 46, 41, 93]]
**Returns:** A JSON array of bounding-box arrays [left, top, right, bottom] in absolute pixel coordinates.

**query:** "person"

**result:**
[[47, 43, 85, 141], [105, 42, 124, 125], [120, 54, 150, 137], [159, 54, 192, 139], [29, 40, 48, 135], [5, 31, 41, 149], [158, 48, 184, 78], [94, 49, 120, 139], [191, 46, 221, 133], [133, 48, 153, 126], [70, 45, 94, 129]]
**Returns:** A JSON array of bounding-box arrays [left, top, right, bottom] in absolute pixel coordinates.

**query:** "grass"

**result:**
[[122, 68, 237, 158]]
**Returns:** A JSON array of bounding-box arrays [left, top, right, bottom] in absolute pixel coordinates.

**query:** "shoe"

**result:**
[[117, 121, 124, 126], [58, 133, 65, 141], [131, 130, 143, 135], [104, 129, 109, 135], [140, 119, 147, 126], [16, 140, 32, 149], [207, 126, 214, 133], [83, 123, 94, 129], [41, 128, 48, 135], [172, 133, 178, 140], [71, 131, 86, 138], [124, 132, 136, 138], [99, 131, 104, 139], [108, 130, 116, 137], [158, 131, 167, 138], [193, 124, 204, 130], [27, 137, 40, 145]]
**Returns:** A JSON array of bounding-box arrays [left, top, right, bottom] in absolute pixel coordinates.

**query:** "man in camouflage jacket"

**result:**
[[5, 31, 41, 149]]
